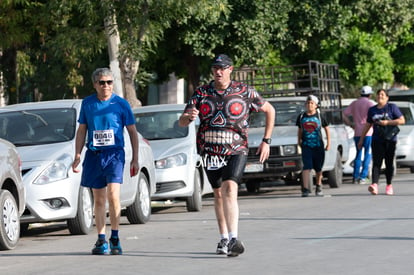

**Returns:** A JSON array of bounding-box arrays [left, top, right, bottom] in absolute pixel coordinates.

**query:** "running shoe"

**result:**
[[92, 239, 109, 255], [385, 184, 394, 195], [302, 188, 310, 197], [109, 237, 123, 255], [216, 238, 228, 255], [315, 184, 323, 196], [368, 183, 378, 195], [227, 238, 245, 257]]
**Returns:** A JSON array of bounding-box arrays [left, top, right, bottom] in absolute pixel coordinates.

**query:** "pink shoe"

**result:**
[[385, 184, 394, 195], [368, 183, 378, 195]]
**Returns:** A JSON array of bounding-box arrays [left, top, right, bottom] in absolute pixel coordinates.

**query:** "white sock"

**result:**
[[220, 234, 229, 240], [229, 232, 237, 239]]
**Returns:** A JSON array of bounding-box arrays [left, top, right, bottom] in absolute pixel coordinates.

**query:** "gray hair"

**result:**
[[91, 68, 113, 83]]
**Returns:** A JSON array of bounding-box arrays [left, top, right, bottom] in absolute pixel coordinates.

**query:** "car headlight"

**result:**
[[33, 154, 72, 185], [155, 153, 187, 169], [283, 145, 297, 155]]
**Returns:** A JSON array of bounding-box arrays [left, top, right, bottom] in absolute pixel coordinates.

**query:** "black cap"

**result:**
[[211, 54, 233, 67]]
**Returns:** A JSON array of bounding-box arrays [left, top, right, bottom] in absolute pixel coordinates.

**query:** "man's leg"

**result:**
[[93, 188, 107, 235], [353, 137, 362, 181], [221, 179, 245, 257], [221, 180, 239, 238], [91, 188, 109, 255], [107, 183, 121, 231], [213, 188, 228, 235], [360, 136, 372, 180], [107, 183, 122, 255]]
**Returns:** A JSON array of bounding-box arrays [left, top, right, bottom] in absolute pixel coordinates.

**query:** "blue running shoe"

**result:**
[[92, 239, 109, 255], [109, 237, 123, 255]]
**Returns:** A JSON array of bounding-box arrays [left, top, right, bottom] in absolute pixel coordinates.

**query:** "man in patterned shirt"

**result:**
[[179, 54, 275, 257]]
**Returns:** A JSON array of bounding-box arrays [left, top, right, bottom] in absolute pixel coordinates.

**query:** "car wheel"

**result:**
[[126, 173, 151, 224], [0, 190, 20, 250], [67, 186, 93, 235], [326, 151, 343, 188], [245, 181, 260, 193], [186, 168, 202, 212]]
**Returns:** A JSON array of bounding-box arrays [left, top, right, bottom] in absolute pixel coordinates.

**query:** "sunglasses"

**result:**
[[98, 80, 113, 85]]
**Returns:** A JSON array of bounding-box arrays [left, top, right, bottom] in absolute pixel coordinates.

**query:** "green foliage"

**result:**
[[2, 0, 414, 103]]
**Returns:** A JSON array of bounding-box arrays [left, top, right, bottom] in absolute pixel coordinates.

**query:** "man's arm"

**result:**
[[256, 101, 275, 163], [72, 124, 87, 173], [126, 124, 140, 177]]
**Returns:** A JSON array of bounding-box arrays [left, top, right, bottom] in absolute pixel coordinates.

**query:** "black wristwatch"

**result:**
[[262, 138, 272, 144]]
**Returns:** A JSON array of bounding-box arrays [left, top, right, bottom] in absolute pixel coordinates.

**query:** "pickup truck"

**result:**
[[233, 61, 349, 192]]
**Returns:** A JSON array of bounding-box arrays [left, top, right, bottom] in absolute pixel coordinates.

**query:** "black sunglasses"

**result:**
[[98, 80, 113, 85]]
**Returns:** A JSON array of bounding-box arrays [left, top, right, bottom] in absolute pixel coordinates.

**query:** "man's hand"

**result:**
[[72, 158, 81, 173], [256, 142, 270, 163]]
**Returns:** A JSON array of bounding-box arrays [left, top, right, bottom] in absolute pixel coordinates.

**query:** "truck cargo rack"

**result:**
[[233, 60, 343, 124]]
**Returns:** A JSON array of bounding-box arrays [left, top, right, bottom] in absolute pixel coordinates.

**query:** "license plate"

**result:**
[[244, 162, 264, 173]]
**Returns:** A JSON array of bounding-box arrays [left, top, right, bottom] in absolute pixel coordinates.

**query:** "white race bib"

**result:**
[[93, 129, 115, 146]]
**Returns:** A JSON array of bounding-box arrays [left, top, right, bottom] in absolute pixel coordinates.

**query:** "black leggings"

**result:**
[[371, 139, 396, 185]]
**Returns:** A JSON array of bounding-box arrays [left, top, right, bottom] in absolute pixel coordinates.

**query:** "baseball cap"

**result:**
[[306, 95, 319, 105], [211, 54, 233, 67], [361, 85, 373, 95]]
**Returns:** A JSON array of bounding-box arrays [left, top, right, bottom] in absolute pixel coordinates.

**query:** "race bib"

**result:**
[[93, 129, 115, 146]]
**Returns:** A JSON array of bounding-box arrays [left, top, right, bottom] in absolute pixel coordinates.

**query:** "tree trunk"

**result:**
[[105, 14, 123, 97], [120, 56, 142, 108], [185, 55, 201, 100], [104, 14, 141, 108]]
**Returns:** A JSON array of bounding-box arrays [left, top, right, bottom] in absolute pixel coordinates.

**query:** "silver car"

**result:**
[[0, 100, 156, 235], [0, 138, 25, 250], [133, 104, 212, 211]]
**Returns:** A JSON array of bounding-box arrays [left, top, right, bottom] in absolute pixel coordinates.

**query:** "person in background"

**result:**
[[72, 68, 139, 255], [296, 95, 330, 197], [343, 86, 375, 184], [358, 89, 405, 195], [179, 54, 275, 257]]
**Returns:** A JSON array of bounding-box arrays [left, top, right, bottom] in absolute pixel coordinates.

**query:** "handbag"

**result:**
[[377, 125, 400, 141]]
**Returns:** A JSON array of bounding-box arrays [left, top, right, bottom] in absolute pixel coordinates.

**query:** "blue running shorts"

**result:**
[[81, 148, 125, 189]]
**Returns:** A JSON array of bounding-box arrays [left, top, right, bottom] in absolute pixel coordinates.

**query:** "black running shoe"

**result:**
[[109, 237, 123, 255], [216, 238, 228, 255], [315, 184, 323, 196], [227, 238, 245, 257], [92, 239, 109, 255], [302, 188, 310, 197]]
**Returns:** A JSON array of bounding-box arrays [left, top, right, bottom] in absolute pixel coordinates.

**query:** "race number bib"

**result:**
[[93, 129, 115, 146]]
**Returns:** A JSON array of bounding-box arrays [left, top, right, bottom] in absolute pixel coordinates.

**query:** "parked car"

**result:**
[[391, 101, 414, 172], [0, 100, 156, 235], [388, 89, 414, 103], [133, 104, 212, 212], [0, 138, 25, 250]]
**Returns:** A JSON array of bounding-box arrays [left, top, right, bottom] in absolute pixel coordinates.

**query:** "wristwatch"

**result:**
[[262, 138, 272, 144]]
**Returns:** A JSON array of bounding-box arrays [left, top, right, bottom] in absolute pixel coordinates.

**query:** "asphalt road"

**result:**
[[1, 169, 414, 275]]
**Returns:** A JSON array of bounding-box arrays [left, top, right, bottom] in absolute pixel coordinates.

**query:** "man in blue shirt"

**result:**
[[72, 68, 139, 255]]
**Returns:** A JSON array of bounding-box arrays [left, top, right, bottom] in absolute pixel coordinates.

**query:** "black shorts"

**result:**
[[204, 154, 247, 189]]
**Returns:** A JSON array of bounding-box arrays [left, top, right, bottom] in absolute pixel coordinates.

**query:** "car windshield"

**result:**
[[134, 110, 188, 140], [0, 108, 76, 146], [249, 101, 305, 128]]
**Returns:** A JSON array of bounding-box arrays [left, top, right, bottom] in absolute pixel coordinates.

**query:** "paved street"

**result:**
[[1, 170, 414, 275]]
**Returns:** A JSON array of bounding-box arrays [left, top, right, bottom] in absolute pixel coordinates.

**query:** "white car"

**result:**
[[133, 104, 212, 211], [0, 100, 156, 235], [0, 138, 25, 250], [392, 101, 414, 172]]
